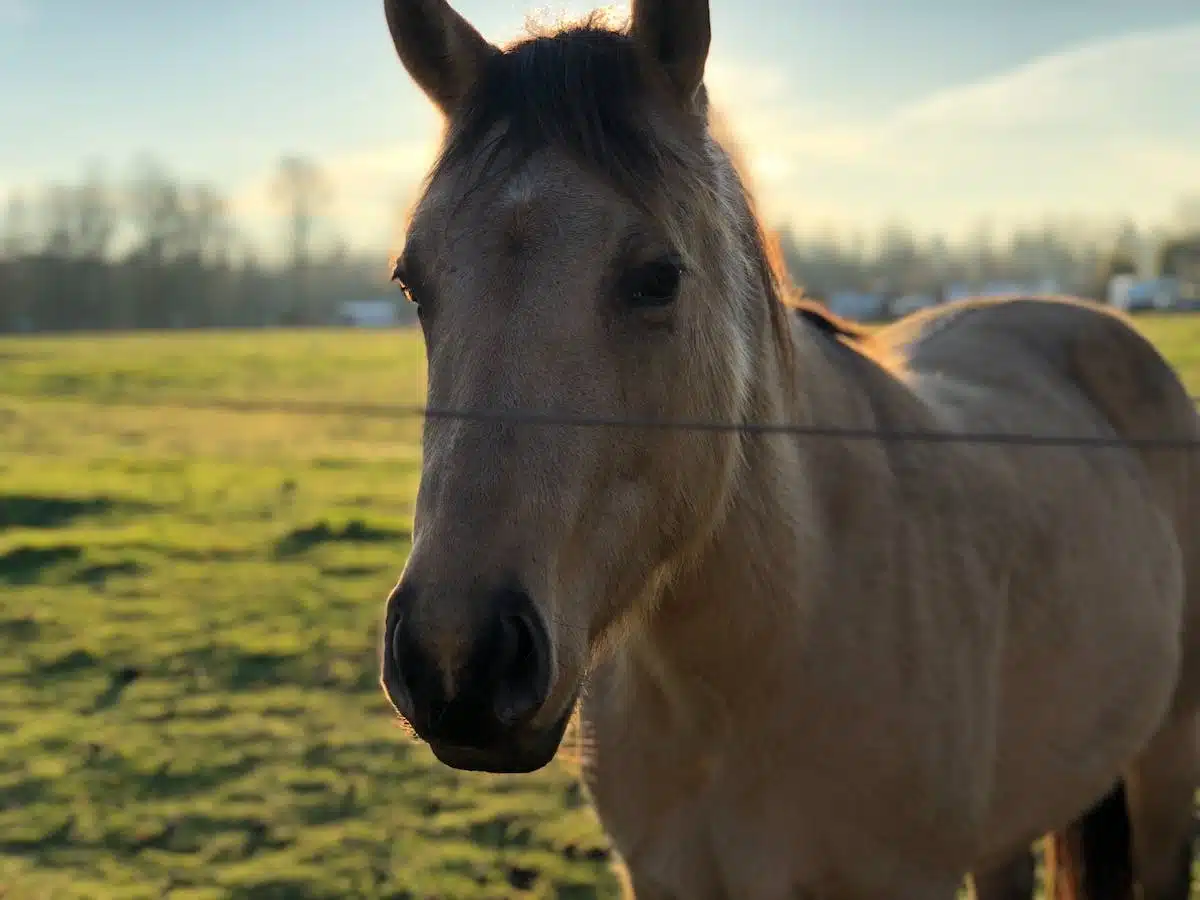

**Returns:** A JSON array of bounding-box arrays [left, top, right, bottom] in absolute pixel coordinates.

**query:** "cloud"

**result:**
[[891, 27, 1200, 134], [231, 138, 437, 217], [707, 23, 1200, 235], [229, 112, 442, 258], [230, 20, 1200, 254]]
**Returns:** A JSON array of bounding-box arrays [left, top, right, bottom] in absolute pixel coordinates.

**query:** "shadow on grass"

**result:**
[[272, 519, 410, 558], [0, 493, 152, 531], [0, 544, 83, 584], [0, 544, 145, 586]]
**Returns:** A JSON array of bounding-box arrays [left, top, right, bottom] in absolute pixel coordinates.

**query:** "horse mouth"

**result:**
[[425, 699, 577, 774]]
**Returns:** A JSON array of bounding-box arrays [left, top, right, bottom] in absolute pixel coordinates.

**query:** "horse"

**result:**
[[374, 1, 1200, 897]]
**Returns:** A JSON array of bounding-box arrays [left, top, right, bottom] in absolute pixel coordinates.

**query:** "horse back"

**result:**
[[890, 294, 1200, 710], [888, 296, 1195, 508]]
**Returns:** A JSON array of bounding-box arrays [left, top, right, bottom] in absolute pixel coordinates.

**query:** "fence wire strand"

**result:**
[[16, 393, 1200, 451]]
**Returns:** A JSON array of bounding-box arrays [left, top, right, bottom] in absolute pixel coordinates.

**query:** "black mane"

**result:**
[[791, 303, 871, 343], [431, 19, 699, 200]]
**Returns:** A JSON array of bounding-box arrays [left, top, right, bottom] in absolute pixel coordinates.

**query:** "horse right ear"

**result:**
[[629, 0, 711, 111], [383, 0, 499, 118]]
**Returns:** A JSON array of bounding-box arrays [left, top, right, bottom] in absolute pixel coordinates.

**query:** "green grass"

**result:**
[[0, 329, 612, 900], [3, 313, 1200, 899]]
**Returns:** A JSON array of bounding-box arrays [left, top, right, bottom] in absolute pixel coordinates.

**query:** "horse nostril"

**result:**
[[490, 609, 550, 727], [382, 581, 552, 747], [383, 614, 419, 716], [390, 616, 406, 676]]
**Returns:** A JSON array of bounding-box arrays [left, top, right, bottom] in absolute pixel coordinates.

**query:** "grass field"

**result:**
[[4, 314, 1200, 899]]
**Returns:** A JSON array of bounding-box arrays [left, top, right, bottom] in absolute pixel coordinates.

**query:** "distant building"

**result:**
[[945, 280, 1061, 303], [827, 291, 887, 322], [1107, 276, 1180, 312], [1160, 237, 1200, 306], [1106, 274, 1138, 309], [892, 293, 937, 317], [337, 299, 400, 328]]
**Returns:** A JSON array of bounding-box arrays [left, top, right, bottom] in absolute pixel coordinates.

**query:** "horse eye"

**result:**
[[624, 256, 684, 309], [391, 261, 423, 309], [391, 263, 411, 296]]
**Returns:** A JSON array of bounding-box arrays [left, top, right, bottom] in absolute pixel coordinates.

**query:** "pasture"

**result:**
[[2, 314, 1199, 899]]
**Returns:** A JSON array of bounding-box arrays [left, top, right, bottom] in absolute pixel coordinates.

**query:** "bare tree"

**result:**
[[0, 191, 33, 329], [38, 184, 75, 257], [271, 155, 333, 323], [1175, 195, 1200, 234], [964, 219, 999, 286], [71, 166, 119, 261], [126, 156, 186, 264], [175, 183, 231, 264], [122, 156, 191, 325], [1, 190, 31, 260], [271, 155, 331, 268], [1109, 217, 1145, 276], [875, 220, 922, 298]]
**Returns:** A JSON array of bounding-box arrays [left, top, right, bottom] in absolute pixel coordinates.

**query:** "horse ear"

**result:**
[[629, 0, 711, 110], [383, 0, 500, 117]]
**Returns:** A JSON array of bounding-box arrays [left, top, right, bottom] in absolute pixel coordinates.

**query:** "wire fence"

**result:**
[[11, 392, 1200, 451]]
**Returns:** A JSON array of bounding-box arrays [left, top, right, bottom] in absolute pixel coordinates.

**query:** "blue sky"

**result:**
[[2, 0, 1198, 255]]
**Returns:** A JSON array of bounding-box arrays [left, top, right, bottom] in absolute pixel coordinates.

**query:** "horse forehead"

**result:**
[[494, 172, 553, 251], [426, 155, 622, 255], [494, 165, 618, 243]]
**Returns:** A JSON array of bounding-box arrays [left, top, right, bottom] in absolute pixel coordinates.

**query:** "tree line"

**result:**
[[1, 154, 1197, 333], [776, 201, 1200, 305], [0, 155, 403, 333]]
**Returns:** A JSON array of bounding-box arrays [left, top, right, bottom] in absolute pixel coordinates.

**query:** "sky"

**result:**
[[2, 0, 1198, 257]]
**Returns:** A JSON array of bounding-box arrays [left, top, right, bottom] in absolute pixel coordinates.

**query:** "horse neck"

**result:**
[[622, 299, 896, 727]]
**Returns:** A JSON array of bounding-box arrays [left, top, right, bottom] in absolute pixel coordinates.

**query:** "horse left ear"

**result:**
[[629, 0, 711, 111], [383, 0, 499, 118]]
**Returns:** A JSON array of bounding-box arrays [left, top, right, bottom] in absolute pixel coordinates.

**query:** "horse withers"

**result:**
[[376, 1, 1200, 897]]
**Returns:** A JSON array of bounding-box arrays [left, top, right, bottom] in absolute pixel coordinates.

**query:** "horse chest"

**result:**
[[584, 732, 974, 900], [580, 694, 969, 898], [581, 740, 811, 899]]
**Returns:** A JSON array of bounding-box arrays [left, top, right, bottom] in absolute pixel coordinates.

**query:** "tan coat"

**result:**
[[377, 1, 1200, 896]]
